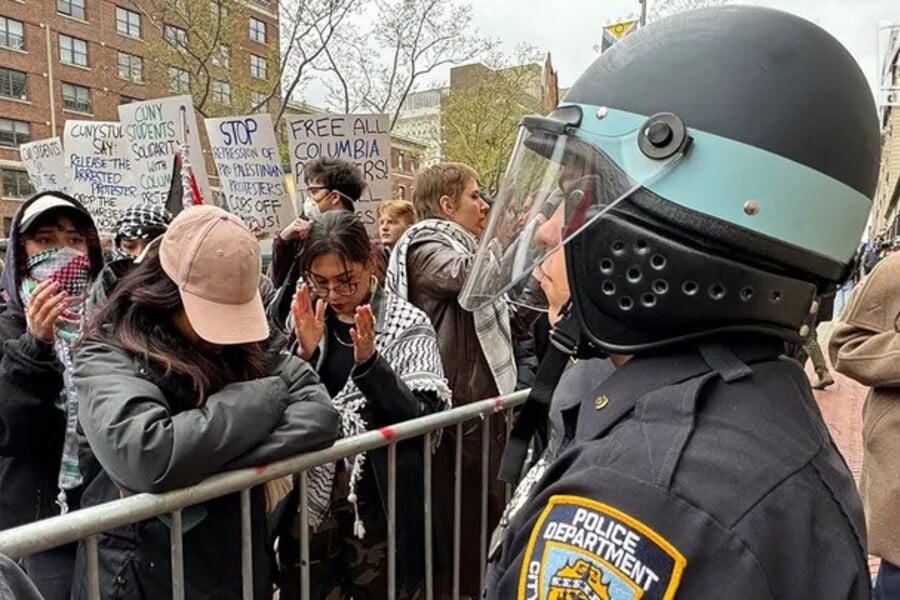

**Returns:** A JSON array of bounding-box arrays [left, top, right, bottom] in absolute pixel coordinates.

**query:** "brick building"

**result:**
[[870, 22, 900, 244], [0, 0, 280, 236]]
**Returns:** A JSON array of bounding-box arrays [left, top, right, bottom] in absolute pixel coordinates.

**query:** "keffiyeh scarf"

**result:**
[[18, 247, 91, 514], [387, 219, 518, 395], [115, 204, 172, 243], [304, 290, 452, 538]]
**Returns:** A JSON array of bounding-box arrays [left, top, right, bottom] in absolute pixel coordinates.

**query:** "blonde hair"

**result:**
[[412, 162, 478, 221], [378, 199, 417, 224]]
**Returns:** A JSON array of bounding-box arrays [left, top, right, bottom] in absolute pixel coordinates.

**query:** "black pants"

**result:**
[[874, 560, 900, 599], [22, 542, 77, 600]]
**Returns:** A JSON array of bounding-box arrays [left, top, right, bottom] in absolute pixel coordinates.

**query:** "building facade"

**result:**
[[870, 22, 900, 245], [0, 0, 280, 236]]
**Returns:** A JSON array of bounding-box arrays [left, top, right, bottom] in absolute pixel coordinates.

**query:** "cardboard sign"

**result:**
[[63, 121, 139, 234], [284, 113, 391, 237], [205, 114, 294, 239], [19, 137, 67, 193], [118, 95, 211, 207]]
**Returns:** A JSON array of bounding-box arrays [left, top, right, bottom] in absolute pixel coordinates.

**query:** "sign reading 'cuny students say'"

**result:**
[[205, 114, 294, 239], [118, 95, 211, 207], [284, 113, 391, 236], [63, 121, 138, 235], [19, 137, 68, 194]]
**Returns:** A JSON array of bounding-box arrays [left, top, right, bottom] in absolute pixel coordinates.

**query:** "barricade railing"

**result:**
[[0, 390, 529, 600]]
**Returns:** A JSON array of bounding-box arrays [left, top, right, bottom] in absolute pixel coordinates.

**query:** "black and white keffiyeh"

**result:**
[[387, 219, 518, 396], [114, 204, 172, 243], [302, 289, 452, 537]]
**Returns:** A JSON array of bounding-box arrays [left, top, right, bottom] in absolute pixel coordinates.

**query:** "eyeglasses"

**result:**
[[301, 186, 329, 198], [304, 275, 360, 297]]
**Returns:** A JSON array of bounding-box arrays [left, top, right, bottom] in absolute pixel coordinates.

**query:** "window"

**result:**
[[59, 34, 88, 66], [249, 18, 266, 43], [2, 168, 35, 200], [58, 0, 86, 20], [119, 95, 138, 105], [116, 7, 141, 38], [212, 80, 231, 104], [3, 217, 12, 236], [398, 185, 406, 200], [0, 119, 30, 147], [251, 91, 267, 112], [117, 52, 143, 82], [62, 82, 91, 113], [211, 45, 230, 69], [0, 17, 24, 51], [168, 67, 189, 93], [164, 25, 188, 48], [0, 68, 27, 100], [250, 55, 267, 80]]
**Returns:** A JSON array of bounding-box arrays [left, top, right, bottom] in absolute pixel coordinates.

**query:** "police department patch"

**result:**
[[518, 495, 686, 600]]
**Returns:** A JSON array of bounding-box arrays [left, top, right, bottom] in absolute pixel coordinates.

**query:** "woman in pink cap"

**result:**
[[71, 205, 339, 599]]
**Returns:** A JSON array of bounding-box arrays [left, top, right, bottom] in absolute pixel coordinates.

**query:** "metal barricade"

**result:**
[[0, 391, 528, 600]]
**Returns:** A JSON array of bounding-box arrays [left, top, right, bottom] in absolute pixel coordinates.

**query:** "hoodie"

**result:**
[[0, 191, 102, 531]]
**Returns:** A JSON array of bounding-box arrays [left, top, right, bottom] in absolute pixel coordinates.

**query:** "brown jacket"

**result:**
[[830, 251, 900, 566], [406, 235, 500, 406]]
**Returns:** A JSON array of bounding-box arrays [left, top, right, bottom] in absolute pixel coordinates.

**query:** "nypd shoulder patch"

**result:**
[[518, 495, 686, 600]]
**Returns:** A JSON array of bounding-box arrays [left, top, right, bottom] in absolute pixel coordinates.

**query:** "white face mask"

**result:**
[[303, 197, 322, 219]]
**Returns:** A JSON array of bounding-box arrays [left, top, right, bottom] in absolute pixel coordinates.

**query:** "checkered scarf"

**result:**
[[387, 219, 518, 396], [302, 289, 452, 538], [18, 247, 92, 514], [114, 204, 172, 243]]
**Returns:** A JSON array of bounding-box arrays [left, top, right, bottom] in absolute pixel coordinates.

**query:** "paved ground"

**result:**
[[805, 322, 879, 576]]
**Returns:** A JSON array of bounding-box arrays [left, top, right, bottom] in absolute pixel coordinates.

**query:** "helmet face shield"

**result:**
[[460, 120, 683, 312]]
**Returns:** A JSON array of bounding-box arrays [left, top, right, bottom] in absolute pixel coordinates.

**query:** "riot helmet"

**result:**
[[460, 5, 881, 355]]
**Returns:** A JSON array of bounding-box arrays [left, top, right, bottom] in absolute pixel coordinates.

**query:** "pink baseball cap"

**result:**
[[159, 205, 269, 344]]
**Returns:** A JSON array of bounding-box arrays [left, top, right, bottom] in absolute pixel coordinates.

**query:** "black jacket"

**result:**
[[485, 337, 869, 599], [70, 341, 340, 600]]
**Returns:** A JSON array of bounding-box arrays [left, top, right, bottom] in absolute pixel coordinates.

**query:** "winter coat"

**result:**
[[0, 193, 103, 532], [70, 340, 339, 599], [830, 251, 900, 567]]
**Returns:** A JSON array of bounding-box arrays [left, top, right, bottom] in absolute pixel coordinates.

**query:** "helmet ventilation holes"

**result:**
[[641, 293, 657, 308], [619, 296, 634, 311], [682, 280, 699, 296], [652, 280, 669, 295], [739, 286, 755, 302], [611, 241, 626, 256], [602, 280, 617, 296], [634, 240, 650, 255], [770, 290, 782, 304], [650, 254, 667, 270], [626, 267, 643, 284], [600, 258, 615, 275], [709, 284, 726, 301]]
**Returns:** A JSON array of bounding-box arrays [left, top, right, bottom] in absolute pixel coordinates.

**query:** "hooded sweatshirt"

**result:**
[[0, 191, 102, 530]]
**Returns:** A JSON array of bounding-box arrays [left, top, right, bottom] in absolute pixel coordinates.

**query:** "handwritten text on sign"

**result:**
[[205, 115, 293, 239], [63, 121, 138, 235], [118, 95, 211, 206], [285, 114, 391, 236], [19, 138, 68, 194]]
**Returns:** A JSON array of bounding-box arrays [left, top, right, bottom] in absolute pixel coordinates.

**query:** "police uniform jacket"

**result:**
[[484, 336, 869, 599]]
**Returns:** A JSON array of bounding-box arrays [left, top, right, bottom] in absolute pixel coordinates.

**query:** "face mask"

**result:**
[[303, 197, 322, 219], [19, 247, 91, 340]]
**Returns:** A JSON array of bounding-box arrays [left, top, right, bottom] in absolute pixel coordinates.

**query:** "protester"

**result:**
[[71, 205, 340, 599], [386, 162, 520, 596], [274, 210, 449, 598], [0, 554, 44, 600], [0, 192, 103, 600], [830, 252, 900, 598], [270, 158, 366, 288], [377, 199, 417, 259]]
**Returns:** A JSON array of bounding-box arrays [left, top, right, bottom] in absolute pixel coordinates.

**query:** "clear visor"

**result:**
[[459, 123, 683, 312]]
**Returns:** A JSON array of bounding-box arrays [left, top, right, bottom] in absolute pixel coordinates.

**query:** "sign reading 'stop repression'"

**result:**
[[118, 95, 211, 207], [284, 113, 391, 237], [63, 121, 138, 235]]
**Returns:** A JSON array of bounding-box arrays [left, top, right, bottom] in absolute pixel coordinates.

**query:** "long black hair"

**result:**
[[85, 244, 268, 405]]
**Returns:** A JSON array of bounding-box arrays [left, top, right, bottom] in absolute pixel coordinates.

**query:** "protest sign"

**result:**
[[19, 137, 67, 193], [118, 95, 211, 207], [63, 121, 138, 234], [205, 114, 294, 238], [284, 113, 391, 237]]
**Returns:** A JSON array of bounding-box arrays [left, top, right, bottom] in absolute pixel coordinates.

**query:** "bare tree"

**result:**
[[315, 0, 497, 130]]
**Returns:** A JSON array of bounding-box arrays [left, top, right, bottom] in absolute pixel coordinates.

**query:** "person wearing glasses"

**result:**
[[277, 211, 449, 599], [269, 158, 366, 289]]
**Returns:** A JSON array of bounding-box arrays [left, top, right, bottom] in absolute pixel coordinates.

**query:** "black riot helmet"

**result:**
[[460, 5, 881, 356]]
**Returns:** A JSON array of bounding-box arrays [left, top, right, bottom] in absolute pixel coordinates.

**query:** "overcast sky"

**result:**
[[467, 0, 897, 98]]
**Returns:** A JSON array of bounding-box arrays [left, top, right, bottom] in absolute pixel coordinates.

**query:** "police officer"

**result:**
[[460, 6, 879, 598]]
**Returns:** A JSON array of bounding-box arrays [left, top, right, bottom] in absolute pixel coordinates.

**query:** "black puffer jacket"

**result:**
[[70, 340, 340, 599], [0, 192, 103, 531]]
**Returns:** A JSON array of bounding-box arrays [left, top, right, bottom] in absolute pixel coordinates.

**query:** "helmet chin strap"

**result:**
[[498, 299, 604, 485]]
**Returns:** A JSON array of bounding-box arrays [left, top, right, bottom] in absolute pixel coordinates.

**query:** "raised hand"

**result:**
[[279, 218, 312, 241], [349, 304, 376, 364], [291, 283, 326, 361], [26, 280, 68, 343]]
